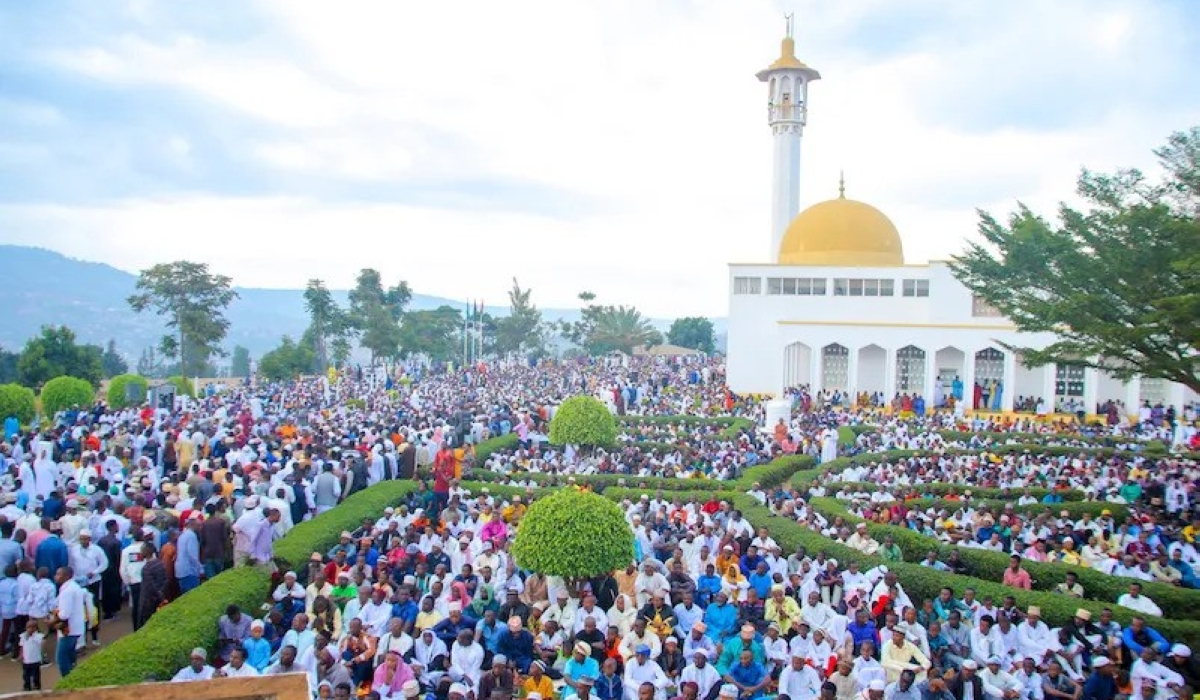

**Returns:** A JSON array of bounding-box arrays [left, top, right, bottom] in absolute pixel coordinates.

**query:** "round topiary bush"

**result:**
[[0, 383, 37, 425], [40, 376, 95, 416], [106, 374, 149, 409], [549, 395, 617, 448], [165, 376, 194, 397], [511, 488, 634, 579]]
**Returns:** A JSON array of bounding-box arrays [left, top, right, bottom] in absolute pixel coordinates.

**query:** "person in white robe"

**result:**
[[173, 647, 217, 682], [1017, 608, 1060, 668], [448, 629, 485, 689], [623, 647, 669, 700], [779, 654, 822, 700]]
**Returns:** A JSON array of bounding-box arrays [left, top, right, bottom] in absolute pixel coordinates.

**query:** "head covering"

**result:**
[[636, 644, 651, 655], [574, 641, 591, 656], [1171, 644, 1191, 658], [402, 680, 422, 698], [869, 680, 886, 691], [449, 683, 469, 697], [962, 660, 978, 670], [1092, 657, 1111, 668], [493, 654, 508, 665], [191, 647, 207, 660], [1075, 608, 1091, 621], [719, 685, 739, 698]]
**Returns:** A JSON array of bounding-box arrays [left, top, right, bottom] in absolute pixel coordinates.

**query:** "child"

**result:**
[[20, 619, 44, 691]]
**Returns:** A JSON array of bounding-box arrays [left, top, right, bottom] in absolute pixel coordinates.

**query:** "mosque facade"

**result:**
[[726, 32, 1194, 417]]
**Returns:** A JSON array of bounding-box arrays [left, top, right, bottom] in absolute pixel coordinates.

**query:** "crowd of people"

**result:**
[[0, 355, 1196, 700]]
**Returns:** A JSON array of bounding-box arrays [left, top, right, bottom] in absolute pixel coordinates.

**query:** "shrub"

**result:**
[[728, 495, 1200, 649], [805, 496, 1200, 621], [39, 376, 95, 416], [106, 374, 149, 409], [56, 565, 271, 689], [512, 488, 634, 578], [0, 383, 37, 425], [345, 398, 366, 410], [549, 395, 618, 448], [165, 376, 195, 397]]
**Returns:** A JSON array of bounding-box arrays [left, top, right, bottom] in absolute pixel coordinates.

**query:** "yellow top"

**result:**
[[777, 183, 904, 266], [769, 37, 807, 70]]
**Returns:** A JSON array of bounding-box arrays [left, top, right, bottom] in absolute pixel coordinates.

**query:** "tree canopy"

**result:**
[[510, 488, 634, 579], [398, 306, 463, 361], [230, 346, 251, 378], [347, 268, 411, 363], [17, 325, 103, 388], [560, 292, 662, 355], [127, 261, 238, 377], [258, 336, 316, 381], [950, 127, 1200, 393], [493, 278, 546, 358], [667, 317, 716, 354], [100, 340, 128, 378]]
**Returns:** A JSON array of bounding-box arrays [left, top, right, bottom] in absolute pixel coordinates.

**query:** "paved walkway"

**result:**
[[0, 611, 135, 694]]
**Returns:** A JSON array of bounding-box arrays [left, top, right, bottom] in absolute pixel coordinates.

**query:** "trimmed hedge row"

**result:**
[[729, 494, 1200, 649], [804, 496, 1200, 621], [64, 477, 526, 689], [57, 565, 271, 689], [830, 489, 1132, 521]]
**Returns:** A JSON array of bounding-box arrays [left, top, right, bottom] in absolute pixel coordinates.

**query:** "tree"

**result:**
[[106, 374, 149, 409], [0, 348, 20, 384], [347, 268, 410, 363], [493, 278, 547, 357], [398, 306, 463, 361], [17, 325, 103, 388], [559, 293, 662, 355], [950, 128, 1200, 393], [548, 395, 618, 448], [136, 347, 166, 378], [667, 317, 716, 354], [127, 261, 238, 377], [511, 489, 634, 581], [40, 376, 95, 416], [100, 340, 128, 378], [304, 279, 352, 371], [0, 384, 36, 425], [230, 345, 252, 378], [258, 336, 316, 381]]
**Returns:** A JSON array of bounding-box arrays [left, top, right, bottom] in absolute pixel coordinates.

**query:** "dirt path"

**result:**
[[0, 610, 135, 694]]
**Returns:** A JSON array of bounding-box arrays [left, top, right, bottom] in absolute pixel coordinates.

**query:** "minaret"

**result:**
[[757, 15, 820, 261]]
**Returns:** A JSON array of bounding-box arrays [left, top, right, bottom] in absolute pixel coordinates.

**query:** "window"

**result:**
[[733, 277, 761, 295], [895, 345, 926, 394], [822, 344, 849, 390], [764, 277, 827, 296], [902, 279, 930, 297], [833, 278, 895, 297], [1055, 364, 1085, 398]]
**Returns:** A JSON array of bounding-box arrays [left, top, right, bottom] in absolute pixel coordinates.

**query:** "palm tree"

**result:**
[[588, 305, 661, 354]]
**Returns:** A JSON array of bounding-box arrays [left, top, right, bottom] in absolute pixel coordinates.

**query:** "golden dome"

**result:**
[[777, 182, 904, 266]]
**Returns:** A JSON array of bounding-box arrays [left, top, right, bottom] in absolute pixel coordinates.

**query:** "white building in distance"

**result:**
[[726, 30, 1195, 419]]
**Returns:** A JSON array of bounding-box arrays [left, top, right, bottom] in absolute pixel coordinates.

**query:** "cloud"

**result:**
[[0, 0, 1198, 318]]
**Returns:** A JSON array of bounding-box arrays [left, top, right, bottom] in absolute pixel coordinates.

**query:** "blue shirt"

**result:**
[[747, 572, 773, 600], [0, 538, 23, 577], [34, 536, 68, 575], [475, 620, 505, 653], [175, 529, 203, 579], [561, 656, 600, 698], [729, 661, 767, 699]]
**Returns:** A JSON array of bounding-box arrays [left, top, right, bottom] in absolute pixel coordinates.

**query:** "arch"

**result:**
[[933, 346, 965, 408], [821, 343, 849, 391], [895, 345, 926, 395], [783, 341, 812, 391], [857, 344, 886, 400], [972, 347, 1006, 411]]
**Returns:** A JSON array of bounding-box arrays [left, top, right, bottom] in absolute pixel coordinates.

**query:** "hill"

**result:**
[[0, 246, 726, 360]]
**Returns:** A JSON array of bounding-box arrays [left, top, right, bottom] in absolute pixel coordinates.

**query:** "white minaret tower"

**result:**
[[757, 16, 820, 261]]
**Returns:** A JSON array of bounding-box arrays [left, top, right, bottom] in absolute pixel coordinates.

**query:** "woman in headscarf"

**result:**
[[448, 580, 473, 613], [470, 581, 497, 618], [607, 594, 637, 637], [412, 628, 449, 687], [372, 649, 416, 699]]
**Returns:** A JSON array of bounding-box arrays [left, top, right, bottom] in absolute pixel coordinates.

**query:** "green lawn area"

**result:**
[[837, 425, 856, 446]]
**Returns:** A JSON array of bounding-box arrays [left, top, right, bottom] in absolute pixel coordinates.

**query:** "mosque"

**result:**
[[726, 29, 1194, 418]]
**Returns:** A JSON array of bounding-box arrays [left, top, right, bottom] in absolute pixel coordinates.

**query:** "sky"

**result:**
[[1, 0, 1198, 318]]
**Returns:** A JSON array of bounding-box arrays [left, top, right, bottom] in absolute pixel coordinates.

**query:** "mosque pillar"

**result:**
[[1041, 364, 1058, 413], [922, 349, 937, 408], [961, 350, 976, 414], [1166, 382, 1186, 413], [1001, 351, 1017, 413], [1124, 378, 1141, 420], [809, 346, 822, 394], [1083, 367, 1099, 417], [847, 347, 859, 402], [883, 347, 896, 402]]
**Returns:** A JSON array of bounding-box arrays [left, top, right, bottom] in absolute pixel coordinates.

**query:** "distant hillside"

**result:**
[[0, 246, 725, 360]]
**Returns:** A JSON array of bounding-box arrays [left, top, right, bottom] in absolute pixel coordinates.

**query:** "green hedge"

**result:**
[[40, 376, 95, 415], [728, 495, 1200, 649], [57, 565, 271, 689], [106, 374, 149, 409], [830, 489, 1131, 521], [65, 477, 528, 689], [804, 496, 1200, 621], [0, 383, 37, 425]]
